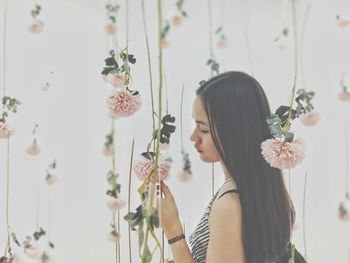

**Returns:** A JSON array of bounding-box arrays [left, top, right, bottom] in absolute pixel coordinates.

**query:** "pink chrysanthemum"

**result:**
[[107, 73, 126, 88], [338, 91, 350, 101], [46, 174, 58, 185], [28, 20, 44, 34], [171, 14, 183, 27], [102, 146, 114, 157], [339, 200, 350, 222], [106, 196, 126, 212], [177, 170, 192, 183], [41, 83, 50, 91], [24, 244, 42, 259], [133, 154, 171, 181], [261, 138, 305, 170], [0, 121, 15, 139], [300, 111, 321, 127], [26, 142, 41, 156], [337, 18, 350, 28], [107, 88, 142, 118], [216, 39, 228, 49], [107, 231, 121, 243], [105, 23, 117, 35]]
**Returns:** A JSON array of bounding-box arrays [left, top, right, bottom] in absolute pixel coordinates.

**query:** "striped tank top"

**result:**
[[189, 181, 239, 263]]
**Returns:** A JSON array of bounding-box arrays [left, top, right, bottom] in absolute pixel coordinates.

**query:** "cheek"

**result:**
[[202, 135, 221, 162]]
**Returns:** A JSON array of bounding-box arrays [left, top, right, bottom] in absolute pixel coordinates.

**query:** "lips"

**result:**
[[195, 145, 203, 153]]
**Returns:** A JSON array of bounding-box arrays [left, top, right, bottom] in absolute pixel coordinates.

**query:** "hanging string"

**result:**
[[300, 2, 312, 91], [2, 0, 7, 99], [180, 85, 184, 150], [302, 172, 308, 260], [140, 0, 156, 145], [127, 138, 134, 263], [345, 126, 349, 198], [207, 0, 214, 60]]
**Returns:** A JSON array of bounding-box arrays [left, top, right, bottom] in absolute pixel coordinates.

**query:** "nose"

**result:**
[[190, 126, 198, 142]]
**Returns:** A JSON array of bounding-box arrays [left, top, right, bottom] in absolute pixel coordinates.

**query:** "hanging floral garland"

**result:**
[[28, 3, 44, 34]]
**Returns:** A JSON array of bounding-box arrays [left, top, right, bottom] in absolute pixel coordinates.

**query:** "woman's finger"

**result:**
[[160, 180, 172, 198]]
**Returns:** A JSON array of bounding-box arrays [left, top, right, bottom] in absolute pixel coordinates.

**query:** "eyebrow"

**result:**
[[195, 120, 208, 126]]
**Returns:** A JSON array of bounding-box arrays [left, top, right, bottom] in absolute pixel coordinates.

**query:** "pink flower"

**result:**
[[261, 138, 305, 170], [159, 142, 170, 151], [216, 39, 228, 49], [46, 174, 58, 185], [105, 23, 117, 35], [40, 83, 50, 91], [338, 91, 350, 101], [107, 88, 142, 118], [107, 73, 126, 88], [133, 154, 171, 181], [26, 142, 41, 156], [171, 14, 183, 27], [337, 18, 350, 28], [0, 121, 15, 139], [28, 20, 44, 34], [103, 146, 114, 156], [299, 111, 321, 127], [106, 196, 126, 212], [177, 170, 192, 183], [107, 231, 121, 243], [339, 200, 350, 222], [161, 38, 170, 48], [25, 244, 42, 259]]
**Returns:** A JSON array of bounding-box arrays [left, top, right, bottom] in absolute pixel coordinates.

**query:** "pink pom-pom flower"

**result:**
[[46, 174, 58, 185], [216, 38, 228, 49], [106, 196, 126, 212], [24, 244, 42, 259], [40, 83, 50, 91], [338, 91, 350, 101], [336, 15, 350, 28], [107, 88, 142, 118], [177, 170, 192, 183], [28, 20, 44, 34], [107, 231, 121, 243], [103, 146, 114, 156], [26, 141, 41, 156], [107, 73, 126, 88], [339, 199, 350, 222], [0, 121, 15, 139], [261, 138, 305, 170], [299, 111, 321, 127], [133, 153, 171, 181], [105, 23, 117, 35], [171, 14, 183, 27]]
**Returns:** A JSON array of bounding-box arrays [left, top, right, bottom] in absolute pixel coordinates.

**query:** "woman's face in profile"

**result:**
[[190, 96, 221, 163]]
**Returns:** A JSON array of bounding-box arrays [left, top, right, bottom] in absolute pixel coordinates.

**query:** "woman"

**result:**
[[158, 71, 306, 262]]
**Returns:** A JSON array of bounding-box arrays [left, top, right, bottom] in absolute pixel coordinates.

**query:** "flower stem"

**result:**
[[302, 172, 308, 260], [180, 85, 184, 150], [4, 138, 11, 257], [128, 138, 135, 263], [284, 0, 298, 131]]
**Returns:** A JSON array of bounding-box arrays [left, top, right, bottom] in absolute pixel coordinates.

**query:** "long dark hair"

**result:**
[[196, 71, 304, 262]]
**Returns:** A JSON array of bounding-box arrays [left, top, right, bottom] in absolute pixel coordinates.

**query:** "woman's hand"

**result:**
[[157, 180, 183, 239]]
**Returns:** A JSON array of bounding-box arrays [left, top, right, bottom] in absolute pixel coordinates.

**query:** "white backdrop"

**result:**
[[1, 0, 350, 262]]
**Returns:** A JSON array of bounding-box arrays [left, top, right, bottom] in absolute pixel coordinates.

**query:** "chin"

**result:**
[[199, 153, 220, 163]]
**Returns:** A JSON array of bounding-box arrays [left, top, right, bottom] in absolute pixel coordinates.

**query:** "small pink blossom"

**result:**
[[159, 142, 170, 151], [107, 231, 120, 243], [337, 18, 350, 28], [28, 20, 44, 34], [46, 174, 58, 185], [161, 38, 170, 48], [171, 14, 183, 27], [26, 142, 41, 156], [107, 73, 126, 88], [103, 146, 114, 156], [216, 39, 228, 49], [106, 196, 126, 212], [299, 111, 321, 127], [25, 244, 42, 259], [107, 88, 142, 118], [105, 23, 117, 35], [177, 170, 192, 183], [338, 91, 350, 101], [133, 154, 171, 181], [261, 138, 305, 170], [339, 200, 350, 222], [0, 121, 15, 139], [40, 83, 50, 91]]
